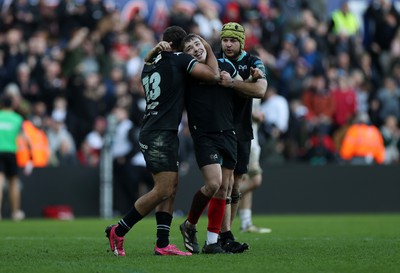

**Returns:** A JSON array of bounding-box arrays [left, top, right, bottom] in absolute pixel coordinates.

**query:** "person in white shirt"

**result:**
[[259, 85, 289, 164]]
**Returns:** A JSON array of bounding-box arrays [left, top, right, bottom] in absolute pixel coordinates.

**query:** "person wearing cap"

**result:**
[[216, 22, 270, 251]]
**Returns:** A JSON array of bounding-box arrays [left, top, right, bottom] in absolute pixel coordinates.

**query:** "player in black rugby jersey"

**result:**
[[105, 26, 219, 257], [216, 22, 269, 252], [179, 33, 265, 254], [178, 34, 240, 254]]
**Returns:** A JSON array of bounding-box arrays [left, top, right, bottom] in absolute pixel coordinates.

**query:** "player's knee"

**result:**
[[161, 191, 173, 201], [248, 167, 262, 178], [253, 179, 262, 188], [205, 180, 221, 196], [248, 168, 263, 188]]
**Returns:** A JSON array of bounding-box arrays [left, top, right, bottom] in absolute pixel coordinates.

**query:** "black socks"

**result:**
[[115, 206, 143, 237], [156, 211, 173, 248]]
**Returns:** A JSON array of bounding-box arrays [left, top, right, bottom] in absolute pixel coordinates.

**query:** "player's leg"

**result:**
[[180, 133, 224, 254], [239, 138, 271, 233], [220, 139, 249, 253], [220, 171, 234, 233], [106, 131, 184, 256], [181, 163, 221, 253], [239, 190, 252, 229], [5, 153, 25, 221], [229, 173, 242, 226], [154, 175, 191, 256], [8, 175, 24, 220], [106, 170, 180, 256], [203, 166, 232, 254]]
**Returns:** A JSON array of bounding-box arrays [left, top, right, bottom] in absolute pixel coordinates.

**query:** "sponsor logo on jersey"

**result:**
[[238, 65, 247, 71]]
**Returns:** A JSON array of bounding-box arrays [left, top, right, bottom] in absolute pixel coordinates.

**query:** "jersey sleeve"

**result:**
[[252, 56, 267, 80], [174, 52, 199, 74]]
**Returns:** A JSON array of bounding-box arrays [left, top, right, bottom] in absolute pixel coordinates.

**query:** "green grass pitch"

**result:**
[[0, 214, 399, 273]]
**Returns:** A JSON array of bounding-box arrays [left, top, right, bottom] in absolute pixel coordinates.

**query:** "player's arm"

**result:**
[[247, 67, 264, 82], [19, 125, 34, 175], [220, 70, 242, 85], [219, 69, 267, 98], [190, 63, 220, 83], [198, 35, 219, 76], [144, 41, 172, 63], [232, 74, 267, 99], [235, 60, 268, 98]]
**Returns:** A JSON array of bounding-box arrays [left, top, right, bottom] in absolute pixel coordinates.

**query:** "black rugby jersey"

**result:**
[[216, 51, 267, 141], [185, 58, 238, 133], [141, 51, 198, 131]]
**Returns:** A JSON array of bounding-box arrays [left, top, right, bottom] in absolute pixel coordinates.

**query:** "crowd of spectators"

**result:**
[[1, 0, 400, 168]]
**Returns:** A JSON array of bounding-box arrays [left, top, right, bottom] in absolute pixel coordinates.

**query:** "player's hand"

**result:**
[[252, 110, 264, 123], [219, 71, 234, 88], [155, 41, 172, 52], [196, 35, 209, 47], [144, 41, 172, 62], [250, 67, 265, 80]]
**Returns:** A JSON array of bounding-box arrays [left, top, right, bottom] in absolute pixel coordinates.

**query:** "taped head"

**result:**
[[220, 22, 245, 50]]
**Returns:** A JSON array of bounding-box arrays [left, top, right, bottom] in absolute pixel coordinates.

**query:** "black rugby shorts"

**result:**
[[139, 130, 179, 173], [0, 152, 19, 177], [192, 130, 237, 170], [234, 140, 251, 175]]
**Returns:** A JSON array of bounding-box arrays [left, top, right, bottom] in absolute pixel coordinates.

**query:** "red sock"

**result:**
[[207, 198, 226, 234], [187, 190, 211, 225]]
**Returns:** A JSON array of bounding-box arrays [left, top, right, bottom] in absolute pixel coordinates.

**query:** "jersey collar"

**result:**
[[223, 50, 247, 62]]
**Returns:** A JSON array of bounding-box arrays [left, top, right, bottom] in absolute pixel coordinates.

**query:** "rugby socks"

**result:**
[[239, 208, 252, 229], [187, 190, 211, 225], [207, 197, 226, 245], [155, 211, 172, 248], [115, 206, 143, 237], [206, 231, 219, 245]]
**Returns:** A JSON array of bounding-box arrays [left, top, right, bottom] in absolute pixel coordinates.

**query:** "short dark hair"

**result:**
[[162, 26, 187, 51]]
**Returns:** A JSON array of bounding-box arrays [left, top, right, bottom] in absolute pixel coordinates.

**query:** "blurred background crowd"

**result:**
[[1, 0, 400, 171]]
